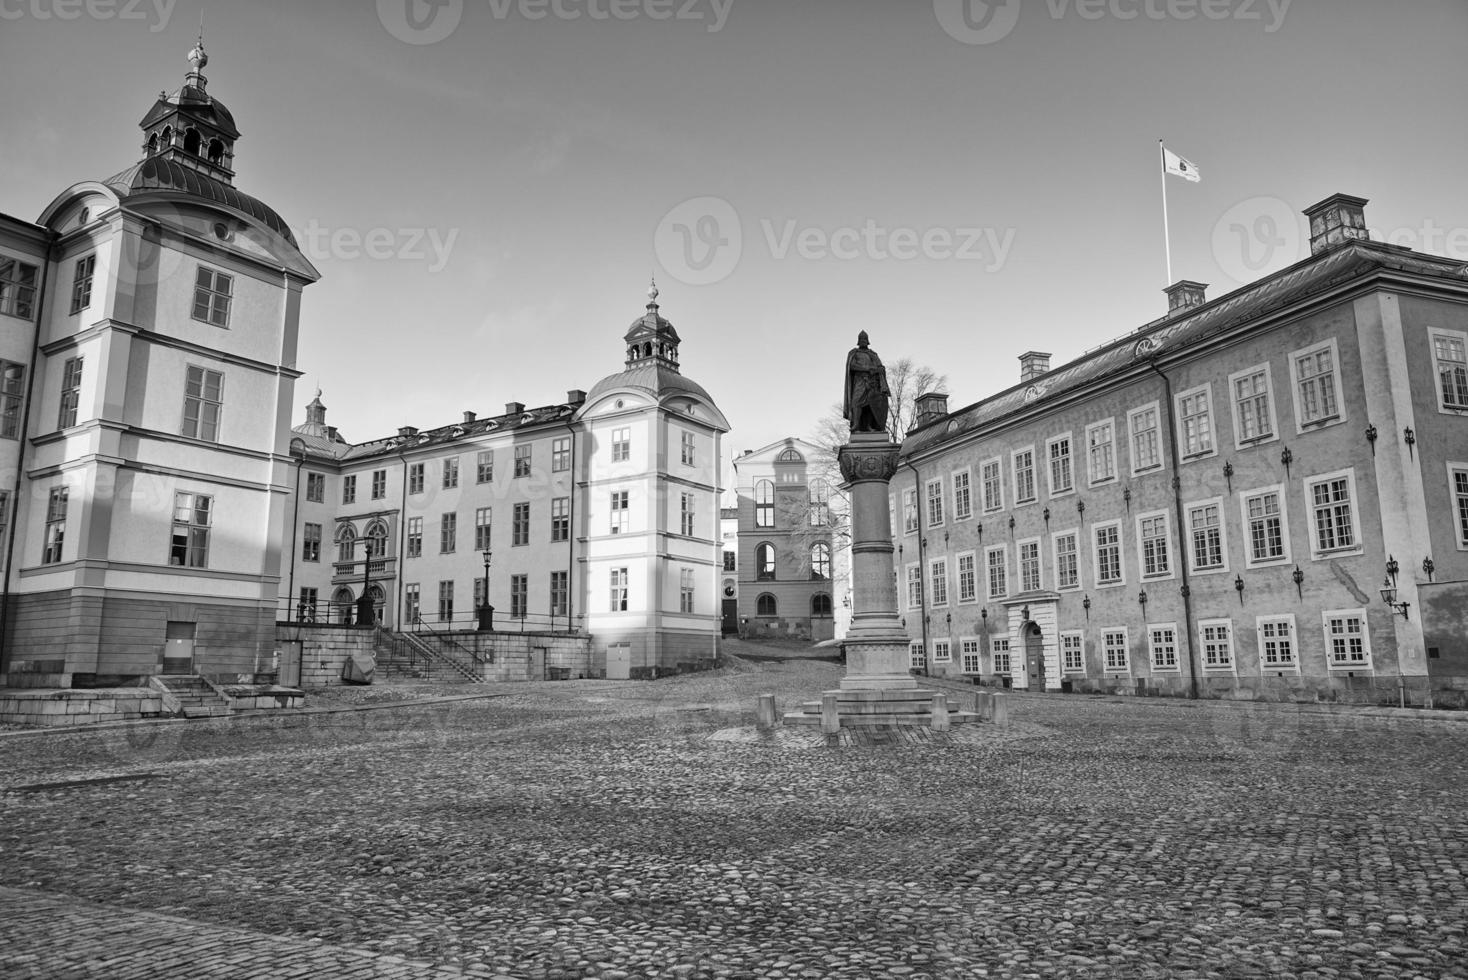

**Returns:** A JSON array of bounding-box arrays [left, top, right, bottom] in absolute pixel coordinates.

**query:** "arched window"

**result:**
[[207, 138, 225, 165], [756, 593, 777, 616], [368, 584, 386, 625], [331, 586, 355, 624], [161, 125, 174, 147], [811, 593, 833, 616], [754, 479, 774, 528], [146, 133, 159, 156], [810, 542, 831, 581], [364, 520, 389, 559], [776, 448, 803, 462], [756, 543, 776, 581], [184, 127, 202, 155], [809, 478, 830, 526], [336, 524, 357, 563]]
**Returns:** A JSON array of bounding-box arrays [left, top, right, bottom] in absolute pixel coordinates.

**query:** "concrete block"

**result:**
[[931, 693, 950, 732], [756, 693, 779, 730], [991, 692, 1010, 728], [820, 692, 840, 734], [975, 691, 994, 721]]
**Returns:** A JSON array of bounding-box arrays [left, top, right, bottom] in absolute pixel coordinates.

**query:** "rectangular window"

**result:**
[[298, 587, 319, 622], [1062, 631, 1085, 672], [961, 638, 982, 674], [1013, 448, 1036, 504], [680, 431, 695, 466], [1139, 512, 1171, 579], [548, 437, 570, 472], [1, 361, 26, 438], [371, 469, 387, 500], [1258, 616, 1297, 669], [723, 550, 737, 572], [909, 640, 927, 671], [442, 458, 459, 489], [510, 574, 528, 619], [611, 427, 630, 462], [514, 445, 531, 478], [42, 487, 68, 564], [182, 365, 223, 441], [1200, 620, 1234, 670], [169, 491, 212, 568], [0, 490, 8, 555], [551, 497, 569, 542], [513, 501, 530, 546], [1433, 330, 1468, 410], [58, 356, 83, 429], [680, 492, 695, 537], [473, 574, 487, 611], [1103, 629, 1128, 671], [1177, 387, 1214, 457], [929, 558, 948, 607], [992, 637, 1011, 674], [1048, 435, 1073, 494], [680, 567, 695, 613], [810, 480, 829, 527], [440, 512, 457, 553], [0, 258, 39, 320], [475, 507, 492, 550], [70, 254, 95, 315], [610, 567, 628, 611], [1094, 522, 1123, 585], [906, 563, 923, 609], [1454, 467, 1468, 548], [1324, 611, 1370, 668], [437, 581, 453, 623], [1243, 488, 1287, 564], [305, 472, 325, 503], [1087, 420, 1116, 484], [956, 552, 977, 603], [925, 478, 945, 527], [406, 517, 422, 558], [302, 522, 321, 562], [1188, 501, 1225, 571], [408, 463, 424, 494], [610, 491, 629, 535], [986, 545, 1007, 599], [932, 639, 952, 664], [1149, 625, 1178, 671], [1019, 539, 1041, 592], [550, 570, 568, 617], [1232, 365, 1275, 443], [404, 584, 420, 626], [982, 458, 1004, 512], [1054, 531, 1079, 590], [1307, 471, 1358, 555], [952, 469, 972, 520], [1293, 342, 1341, 426], [191, 266, 233, 327], [902, 488, 918, 534], [477, 450, 493, 484], [1130, 404, 1161, 472]]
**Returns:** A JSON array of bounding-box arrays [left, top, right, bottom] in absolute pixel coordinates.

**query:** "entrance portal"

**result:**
[[1025, 621, 1045, 691]]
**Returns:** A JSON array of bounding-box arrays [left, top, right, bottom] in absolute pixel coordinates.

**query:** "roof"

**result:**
[[585, 361, 716, 407], [140, 86, 240, 139], [292, 401, 579, 465], [901, 241, 1468, 460], [105, 156, 295, 246]]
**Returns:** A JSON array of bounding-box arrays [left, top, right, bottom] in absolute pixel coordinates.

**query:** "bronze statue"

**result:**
[[843, 331, 891, 434]]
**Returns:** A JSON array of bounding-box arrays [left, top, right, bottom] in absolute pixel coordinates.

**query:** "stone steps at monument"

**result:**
[[783, 709, 983, 728]]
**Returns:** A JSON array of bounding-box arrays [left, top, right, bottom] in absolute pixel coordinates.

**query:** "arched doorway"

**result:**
[[331, 586, 355, 625], [1025, 621, 1045, 690]]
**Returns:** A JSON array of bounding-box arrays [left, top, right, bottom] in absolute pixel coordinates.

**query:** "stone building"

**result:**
[[896, 194, 1468, 703]]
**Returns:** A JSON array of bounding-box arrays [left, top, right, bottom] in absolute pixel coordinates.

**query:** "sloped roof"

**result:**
[[585, 361, 716, 407], [105, 156, 295, 245], [292, 402, 579, 465]]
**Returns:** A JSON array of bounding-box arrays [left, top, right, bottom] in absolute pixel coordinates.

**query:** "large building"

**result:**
[[0, 41, 319, 683], [896, 194, 1468, 704]]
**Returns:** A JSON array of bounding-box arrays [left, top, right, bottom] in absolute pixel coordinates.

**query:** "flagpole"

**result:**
[[1159, 139, 1173, 285]]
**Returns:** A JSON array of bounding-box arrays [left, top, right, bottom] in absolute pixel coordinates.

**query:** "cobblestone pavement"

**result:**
[[2, 659, 1466, 979]]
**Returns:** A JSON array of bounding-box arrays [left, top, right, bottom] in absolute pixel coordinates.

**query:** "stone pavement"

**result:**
[[2, 659, 1466, 979]]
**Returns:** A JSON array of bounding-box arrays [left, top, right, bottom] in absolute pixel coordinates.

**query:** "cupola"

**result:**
[[624, 279, 682, 371], [137, 30, 240, 184]]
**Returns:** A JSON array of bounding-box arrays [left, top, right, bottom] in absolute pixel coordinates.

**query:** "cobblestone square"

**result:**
[[2, 659, 1465, 979]]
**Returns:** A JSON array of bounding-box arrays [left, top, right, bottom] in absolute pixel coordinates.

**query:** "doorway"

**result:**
[[1025, 621, 1045, 691], [163, 621, 196, 674], [606, 642, 631, 680], [721, 598, 738, 635], [278, 640, 302, 687]]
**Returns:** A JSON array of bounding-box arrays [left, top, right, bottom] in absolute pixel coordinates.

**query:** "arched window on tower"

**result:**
[[810, 543, 831, 581], [161, 125, 174, 147], [754, 479, 774, 528], [184, 127, 202, 155], [756, 593, 777, 617], [756, 543, 776, 581], [146, 133, 159, 156], [207, 138, 225, 165]]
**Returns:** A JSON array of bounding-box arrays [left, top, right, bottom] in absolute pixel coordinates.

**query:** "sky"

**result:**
[[4, 0, 1467, 465]]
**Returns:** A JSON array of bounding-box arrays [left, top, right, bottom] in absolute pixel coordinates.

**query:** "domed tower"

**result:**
[[138, 32, 240, 182]]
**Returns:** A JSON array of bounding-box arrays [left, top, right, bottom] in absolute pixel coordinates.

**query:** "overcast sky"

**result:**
[[4, 0, 1466, 461]]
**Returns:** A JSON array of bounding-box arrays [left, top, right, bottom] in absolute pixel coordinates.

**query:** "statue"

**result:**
[[843, 331, 890, 435]]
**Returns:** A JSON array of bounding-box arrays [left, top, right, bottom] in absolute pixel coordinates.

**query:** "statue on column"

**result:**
[[843, 331, 890, 435]]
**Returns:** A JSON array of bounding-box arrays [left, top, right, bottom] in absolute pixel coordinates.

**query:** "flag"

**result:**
[[1162, 146, 1201, 182]]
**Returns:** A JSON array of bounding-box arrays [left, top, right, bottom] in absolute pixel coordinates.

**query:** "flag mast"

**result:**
[[1159, 138, 1173, 286]]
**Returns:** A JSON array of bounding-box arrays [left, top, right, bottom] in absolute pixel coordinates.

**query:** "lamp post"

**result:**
[[479, 547, 494, 631], [356, 531, 376, 628]]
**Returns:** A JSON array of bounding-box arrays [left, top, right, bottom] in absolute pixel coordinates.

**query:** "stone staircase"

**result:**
[[783, 687, 983, 729], [373, 629, 484, 684], [149, 675, 233, 718]]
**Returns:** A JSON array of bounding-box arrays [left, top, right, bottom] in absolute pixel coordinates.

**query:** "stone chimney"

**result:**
[[1164, 280, 1208, 314], [1019, 351, 1051, 383], [913, 392, 949, 429], [1303, 193, 1369, 256], [505, 401, 524, 416], [463, 411, 476, 424], [566, 389, 587, 406], [397, 425, 418, 438]]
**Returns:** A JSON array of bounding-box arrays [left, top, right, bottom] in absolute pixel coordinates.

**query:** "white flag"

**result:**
[[1163, 147, 1201, 182]]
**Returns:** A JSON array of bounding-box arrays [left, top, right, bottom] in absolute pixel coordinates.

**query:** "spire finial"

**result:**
[[647, 275, 659, 305], [188, 11, 209, 74]]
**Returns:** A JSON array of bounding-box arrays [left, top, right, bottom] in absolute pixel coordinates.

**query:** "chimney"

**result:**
[[913, 392, 949, 429], [1303, 193, 1369, 256], [505, 401, 524, 416], [1164, 280, 1208, 314], [1019, 351, 1051, 383], [463, 411, 476, 424], [566, 389, 587, 406], [397, 425, 418, 438]]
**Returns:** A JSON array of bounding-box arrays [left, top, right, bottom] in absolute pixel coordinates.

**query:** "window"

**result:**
[[1454, 466, 1468, 548], [473, 574, 487, 611], [961, 638, 982, 673], [952, 469, 972, 520], [755, 480, 775, 528], [1306, 471, 1359, 556], [371, 469, 387, 500], [925, 478, 945, 527], [404, 584, 420, 626], [342, 475, 356, 505], [408, 463, 424, 494], [811, 542, 831, 580], [552, 437, 571, 472], [723, 550, 737, 572], [1324, 611, 1370, 668], [932, 639, 952, 664], [1061, 632, 1084, 672], [1187, 500, 1226, 572], [58, 357, 82, 429], [1018, 539, 1041, 592], [477, 450, 494, 484], [302, 522, 321, 562], [680, 492, 695, 537], [1292, 341, 1342, 426], [1176, 386, 1214, 457], [1, 361, 26, 438], [756, 593, 776, 616], [1087, 420, 1116, 484], [986, 546, 1007, 599], [1200, 619, 1234, 670], [812, 593, 833, 616], [1054, 531, 1079, 590], [680, 568, 695, 613], [169, 492, 211, 567], [440, 513, 457, 553], [610, 568, 629, 611], [437, 581, 453, 623], [406, 517, 422, 558], [809, 479, 830, 526], [42, 488, 68, 564], [1258, 616, 1297, 669], [610, 491, 629, 535], [1231, 364, 1275, 444], [991, 638, 1011, 674], [510, 574, 528, 619], [442, 458, 459, 489], [550, 571, 568, 617], [1129, 404, 1161, 472], [305, 473, 325, 503], [191, 266, 233, 327], [181, 366, 223, 441], [1242, 487, 1288, 565], [906, 563, 923, 609], [475, 507, 493, 550], [680, 431, 695, 466], [1149, 625, 1178, 671], [513, 502, 530, 545], [0, 258, 39, 319], [1102, 629, 1128, 671], [299, 587, 319, 622], [757, 543, 776, 581], [0, 490, 8, 553], [956, 552, 977, 603], [337, 524, 356, 562], [909, 640, 926, 671], [551, 497, 569, 542], [981, 458, 1003, 511], [1013, 447, 1036, 504], [902, 487, 918, 534], [1433, 330, 1468, 411], [365, 521, 388, 559], [1048, 435, 1073, 495], [70, 254, 95, 314], [514, 445, 531, 478], [611, 427, 630, 462], [1094, 522, 1123, 585], [1138, 512, 1172, 579], [929, 558, 948, 607]]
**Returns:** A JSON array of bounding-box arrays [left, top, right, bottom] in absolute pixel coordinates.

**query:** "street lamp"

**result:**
[[355, 529, 376, 628], [1380, 575, 1411, 620], [479, 547, 494, 631]]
